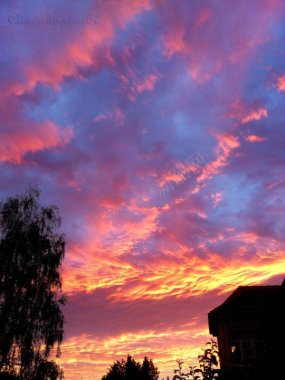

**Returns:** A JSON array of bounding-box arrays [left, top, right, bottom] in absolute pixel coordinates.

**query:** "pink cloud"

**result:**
[[3, 1, 152, 97], [0, 121, 73, 164], [211, 192, 223, 207], [93, 108, 125, 126], [227, 100, 268, 124], [161, 28, 188, 58], [159, 0, 283, 83], [136, 73, 160, 93]]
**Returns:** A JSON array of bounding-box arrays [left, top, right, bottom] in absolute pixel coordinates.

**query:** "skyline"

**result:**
[[1, 0, 285, 379]]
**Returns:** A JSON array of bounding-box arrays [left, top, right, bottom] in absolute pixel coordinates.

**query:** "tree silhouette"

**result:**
[[197, 341, 219, 380], [172, 341, 220, 380], [0, 188, 66, 379], [102, 355, 159, 380], [141, 357, 159, 380], [125, 355, 141, 380]]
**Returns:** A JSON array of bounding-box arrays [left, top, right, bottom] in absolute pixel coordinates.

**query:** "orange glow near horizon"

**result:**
[[59, 238, 285, 379], [63, 245, 285, 298], [59, 268, 285, 380]]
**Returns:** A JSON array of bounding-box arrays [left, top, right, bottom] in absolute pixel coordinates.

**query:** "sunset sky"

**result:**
[[1, 0, 285, 379]]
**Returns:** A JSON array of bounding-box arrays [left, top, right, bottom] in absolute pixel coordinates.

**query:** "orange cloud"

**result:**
[[60, 187, 285, 379], [241, 107, 268, 124], [195, 134, 240, 187], [63, 224, 285, 302], [246, 134, 267, 143], [60, 251, 285, 379], [59, 326, 210, 380], [276, 75, 285, 91], [159, 159, 201, 189], [63, 203, 160, 294]]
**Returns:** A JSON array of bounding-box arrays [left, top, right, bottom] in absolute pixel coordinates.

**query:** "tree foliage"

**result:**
[[102, 355, 159, 380], [0, 188, 66, 379], [172, 341, 220, 380], [141, 356, 160, 380]]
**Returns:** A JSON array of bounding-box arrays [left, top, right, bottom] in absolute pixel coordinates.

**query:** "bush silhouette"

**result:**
[[172, 341, 220, 380]]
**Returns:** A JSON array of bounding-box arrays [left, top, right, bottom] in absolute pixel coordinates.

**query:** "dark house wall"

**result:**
[[208, 279, 285, 380]]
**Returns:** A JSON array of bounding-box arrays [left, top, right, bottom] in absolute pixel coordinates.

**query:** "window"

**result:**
[[230, 338, 266, 366]]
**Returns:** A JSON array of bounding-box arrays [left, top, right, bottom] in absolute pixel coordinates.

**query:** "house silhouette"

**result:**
[[208, 278, 285, 380]]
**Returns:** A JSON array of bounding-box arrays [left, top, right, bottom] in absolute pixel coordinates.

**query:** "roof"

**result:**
[[208, 282, 284, 336]]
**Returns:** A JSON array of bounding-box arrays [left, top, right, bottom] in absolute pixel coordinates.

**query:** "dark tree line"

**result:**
[[102, 355, 159, 380], [0, 188, 66, 379]]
